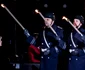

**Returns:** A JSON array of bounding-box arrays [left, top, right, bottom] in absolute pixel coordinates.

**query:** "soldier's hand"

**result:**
[[24, 29, 30, 37]]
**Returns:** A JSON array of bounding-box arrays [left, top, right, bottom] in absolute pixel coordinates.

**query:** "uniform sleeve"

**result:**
[[47, 27, 66, 49], [57, 38, 66, 50], [79, 28, 85, 44], [26, 36, 36, 45], [56, 29, 66, 50], [24, 29, 42, 46], [81, 29, 85, 44], [74, 32, 85, 44], [24, 29, 36, 45]]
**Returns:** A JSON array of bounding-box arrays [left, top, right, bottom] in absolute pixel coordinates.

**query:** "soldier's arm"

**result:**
[[57, 38, 66, 50], [79, 29, 85, 44], [58, 28, 66, 50], [55, 30, 66, 50], [24, 29, 36, 45], [81, 35, 85, 44], [74, 31, 85, 44], [24, 29, 41, 46], [47, 29, 66, 49]]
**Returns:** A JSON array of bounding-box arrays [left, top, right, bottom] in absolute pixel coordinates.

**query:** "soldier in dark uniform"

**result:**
[[67, 15, 85, 70], [24, 12, 66, 70]]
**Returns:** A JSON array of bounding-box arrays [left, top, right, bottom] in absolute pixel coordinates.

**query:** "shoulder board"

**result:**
[[57, 26, 63, 29]]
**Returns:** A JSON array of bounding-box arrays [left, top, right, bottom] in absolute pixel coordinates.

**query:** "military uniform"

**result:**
[[24, 23, 66, 70], [67, 28, 85, 70], [24, 12, 66, 70], [38, 24, 66, 70]]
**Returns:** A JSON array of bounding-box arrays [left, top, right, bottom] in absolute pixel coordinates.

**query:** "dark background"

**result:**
[[0, 0, 85, 63]]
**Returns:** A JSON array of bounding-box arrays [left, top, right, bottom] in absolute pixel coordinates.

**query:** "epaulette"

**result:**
[[57, 26, 63, 29]]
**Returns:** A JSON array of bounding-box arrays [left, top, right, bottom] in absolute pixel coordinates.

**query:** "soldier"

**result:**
[[24, 12, 66, 70], [67, 15, 85, 70]]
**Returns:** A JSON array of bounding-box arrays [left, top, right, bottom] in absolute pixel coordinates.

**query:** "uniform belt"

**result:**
[[69, 49, 77, 53], [41, 47, 59, 55], [41, 48, 48, 52], [69, 48, 85, 56], [41, 48, 50, 55]]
